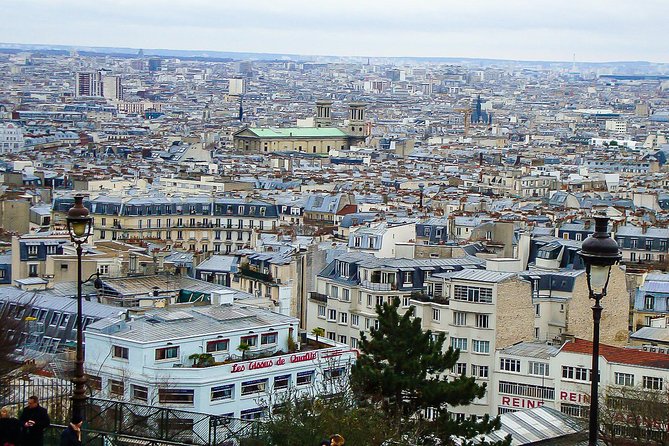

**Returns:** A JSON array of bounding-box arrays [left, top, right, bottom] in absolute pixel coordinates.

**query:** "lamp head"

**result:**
[[578, 215, 621, 297], [66, 195, 93, 243]]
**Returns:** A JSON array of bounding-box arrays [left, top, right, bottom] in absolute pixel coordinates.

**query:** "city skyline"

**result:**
[[1, 0, 667, 63]]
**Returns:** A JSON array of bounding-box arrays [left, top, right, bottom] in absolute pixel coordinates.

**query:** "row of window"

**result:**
[[453, 285, 493, 304], [499, 359, 549, 376], [112, 333, 279, 361], [93, 370, 321, 403], [450, 337, 490, 354]]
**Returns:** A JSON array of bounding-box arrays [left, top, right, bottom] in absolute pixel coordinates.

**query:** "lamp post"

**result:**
[[418, 183, 425, 210], [66, 195, 94, 423], [578, 215, 621, 446]]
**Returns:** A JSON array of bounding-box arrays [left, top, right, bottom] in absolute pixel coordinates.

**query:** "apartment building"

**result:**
[[494, 338, 669, 421], [631, 273, 669, 331], [85, 301, 356, 420], [614, 225, 669, 263], [52, 195, 280, 254], [348, 221, 415, 258]]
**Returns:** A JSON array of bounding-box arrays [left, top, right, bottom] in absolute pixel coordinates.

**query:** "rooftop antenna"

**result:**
[[571, 53, 577, 73]]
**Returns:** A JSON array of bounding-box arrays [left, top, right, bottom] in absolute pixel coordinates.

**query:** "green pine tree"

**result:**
[[351, 297, 511, 446]]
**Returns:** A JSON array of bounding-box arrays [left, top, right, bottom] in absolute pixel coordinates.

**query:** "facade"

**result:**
[[0, 122, 24, 154], [348, 222, 415, 258], [631, 273, 669, 330], [614, 225, 669, 263], [75, 71, 103, 97], [85, 302, 356, 419], [52, 195, 281, 254], [233, 127, 351, 154], [102, 75, 123, 101], [493, 338, 669, 421]]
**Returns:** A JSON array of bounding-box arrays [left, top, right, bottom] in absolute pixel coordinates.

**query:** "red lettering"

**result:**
[[526, 400, 536, 408], [249, 359, 273, 371], [570, 393, 577, 402], [537, 401, 544, 407], [512, 398, 520, 407], [231, 364, 245, 373], [290, 352, 317, 363], [560, 391, 568, 401], [502, 396, 510, 406], [276, 358, 286, 365]]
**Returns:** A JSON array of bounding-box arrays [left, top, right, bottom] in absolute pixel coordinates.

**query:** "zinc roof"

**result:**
[[245, 127, 348, 138]]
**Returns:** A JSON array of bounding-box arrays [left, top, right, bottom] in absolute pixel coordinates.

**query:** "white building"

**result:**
[[493, 338, 669, 419], [0, 123, 24, 154], [102, 75, 123, 101], [85, 299, 356, 419], [228, 78, 246, 96]]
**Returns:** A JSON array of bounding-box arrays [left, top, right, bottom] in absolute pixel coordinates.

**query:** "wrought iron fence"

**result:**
[[1, 379, 264, 446]]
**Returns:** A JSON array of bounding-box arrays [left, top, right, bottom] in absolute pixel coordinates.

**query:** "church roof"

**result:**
[[239, 127, 348, 138]]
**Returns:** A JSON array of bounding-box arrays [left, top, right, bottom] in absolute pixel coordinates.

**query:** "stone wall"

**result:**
[[496, 278, 535, 348]]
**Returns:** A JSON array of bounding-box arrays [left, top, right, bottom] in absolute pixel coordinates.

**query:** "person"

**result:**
[[19, 396, 50, 446], [330, 434, 345, 446], [59, 414, 83, 446], [0, 407, 21, 446]]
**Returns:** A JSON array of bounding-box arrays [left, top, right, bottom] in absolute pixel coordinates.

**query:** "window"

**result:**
[[453, 312, 467, 326], [297, 371, 315, 386], [350, 337, 358, 348], [206, 339, 229, 353], [472, 340, 490, 354], [49, 312, 60, 326], [403, 271, 413, 284], [241, 379, 268, 396], [339, 312, 348, 324], [327, 331, 336, 341], [318, 305, 326, 317], [240, 408, 264, 421], [132, 385, 148, 402], [155, 346, 179, 361], [326, 367, 346, 379], [88, 375, 102, 391], [211, 384, 234, 401], [342, 288, 350, 302], [261, 332, 277, 345], [338, 335, 347, 344], [535, 304, 540, 317], [327, 309, 337, 321], [158, 389, 194, 404], [644, 295, 655, 310], [643, 376, 663, 390], [240, 335, 257, 347], [529, 362, 549, 376], [450, 337, 467, 351], [59, 314, 70, 327], [28, 264, 38, 277], [615, 372, 634, 387], [499, 381, 555, 400], [331, 286, 339, 299], [351, 314, 359, 327], [500, 358, 521, 373], [274, 375, 290, 390], [110, 379, 124, 396], [455, 363, 467, 375], [471, 365, 489, 379], [112, 345, 129, 359], [27, 245, 38, 256], [562, 366, 590, 382], [433, 309, 441, 321], [453, 285, 493, 303], [476, 314, 489, 328]]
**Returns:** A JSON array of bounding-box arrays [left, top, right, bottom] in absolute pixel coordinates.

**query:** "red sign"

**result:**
[[230, 352, 319, 373], [560, 391, 590, 404], [289, 352, 317, 363], [501, 396, 545, 409]]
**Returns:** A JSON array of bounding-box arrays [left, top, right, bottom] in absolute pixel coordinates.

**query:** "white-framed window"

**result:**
[[433, 309, 441, 321], [206, 339, 229, 353], [155, 346, 179, 361], [453, 285, 493, 303], [455, 363, 467, 375], [331, 286, 339, 299], [643, 376, 663, 390], [273, 375, 290, 390], [261, 332, 277, 345], [562, 366, 590, 382], [211, 384, 234, 400], [351, 314, 359, 327], [471, 364, 489, 379], [472, 340, 490, 354], [529, 362, 549, 376], [476, 314, 489, 328], [110, 379, 125, 396], [238, 379, 265, 397], [131, 385, 149, 402], [339, 312, 348, 324], [327, 309, 337, 321], [614, 372, 634, 387], [112, 345, 128, 359], [338, 335, 347, 344], [453, 311, 467, 326], [500, 358, 521, 373], [318, 305, 326, 317], [297, 371, 315, 386], [342, 288, 350, 302], [240, 335, 257, 347], [350, 337, 358, 348], [450, 337, 467, 351]]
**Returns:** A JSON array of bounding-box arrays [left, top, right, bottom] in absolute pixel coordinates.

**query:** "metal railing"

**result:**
[[1, 379, 263, 446]]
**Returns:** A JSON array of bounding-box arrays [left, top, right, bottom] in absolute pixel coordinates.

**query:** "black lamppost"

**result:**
[[66, 195, 94, 422], [578, 215, 621, 446], [418, 183, 425, 210]]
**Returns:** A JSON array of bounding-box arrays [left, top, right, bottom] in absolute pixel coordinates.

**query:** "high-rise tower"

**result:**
[[348, 102, 367, 137]]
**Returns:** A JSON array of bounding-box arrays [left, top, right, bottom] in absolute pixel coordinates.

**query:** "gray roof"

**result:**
[[195, 255, 239, 273], [616, 225, 669, 239], [498, 341, 560, 359], [630, 326, 669, 343], [331, 251, 484, 270], [448, 269, 517, 283], [88, 304, 297, 343]]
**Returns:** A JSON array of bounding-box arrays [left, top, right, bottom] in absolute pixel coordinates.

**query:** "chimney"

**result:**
[[642, 223, 648, 234], [211, 289, 234, 306], [584, 220, 591, 230]]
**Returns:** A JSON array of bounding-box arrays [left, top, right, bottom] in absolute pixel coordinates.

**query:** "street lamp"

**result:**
[[418, 183, 425, 210], [66, 195, 94, 423], [578, 215, 621, 446]]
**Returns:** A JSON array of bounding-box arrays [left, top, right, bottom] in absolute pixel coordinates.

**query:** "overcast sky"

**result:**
[[0, 0, 665, 62]]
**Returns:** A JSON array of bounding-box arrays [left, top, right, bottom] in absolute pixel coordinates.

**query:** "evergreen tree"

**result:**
[[351, 297, 511, 446]]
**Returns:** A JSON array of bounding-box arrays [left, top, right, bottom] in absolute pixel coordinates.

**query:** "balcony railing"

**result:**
[[309, 291, 328, 303], [360, 280, 394, 291], [239, 266, 273, 283]]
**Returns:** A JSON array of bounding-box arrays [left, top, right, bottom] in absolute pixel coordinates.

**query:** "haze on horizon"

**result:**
[[0, 0, 665, 63]]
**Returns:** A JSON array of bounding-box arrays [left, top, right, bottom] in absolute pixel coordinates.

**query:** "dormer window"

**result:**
[[337, 261, 350, 277]]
